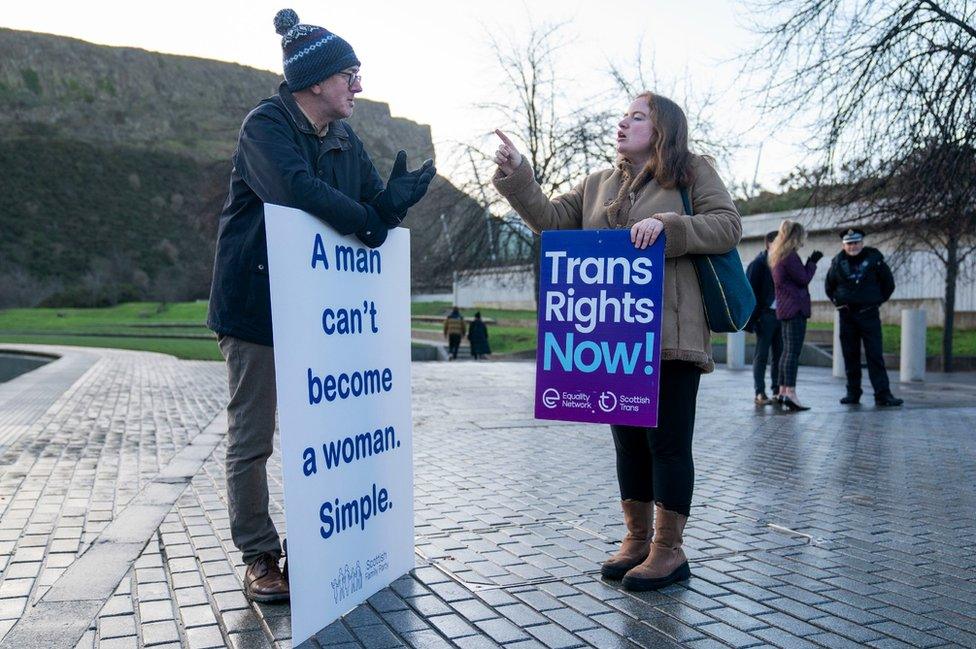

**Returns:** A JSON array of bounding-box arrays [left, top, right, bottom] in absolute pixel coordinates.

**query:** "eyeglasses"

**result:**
[[337, 71, 362, 89]]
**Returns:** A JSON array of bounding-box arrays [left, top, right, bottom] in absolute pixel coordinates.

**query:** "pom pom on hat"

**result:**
[[273, 8, 300, 36]]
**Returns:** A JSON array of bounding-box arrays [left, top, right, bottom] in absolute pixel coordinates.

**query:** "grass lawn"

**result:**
[[0, 334, 222, 360], [483, 326, 537, 355], [3, 301, 971, 361], [882, 325, 976, 356], [410, 303, 537, 354], [0, 302, 217, 360], [0, 301, 540, 359], [716, 322, 976, 356], [410, 301, 537, 323], [0, 302, 210, 334]]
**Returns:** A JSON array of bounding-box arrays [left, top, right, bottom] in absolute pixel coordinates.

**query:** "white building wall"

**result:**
[[740, 208, 976, 326], [454, 265, 535, 310], [449, 208, 976, 326]]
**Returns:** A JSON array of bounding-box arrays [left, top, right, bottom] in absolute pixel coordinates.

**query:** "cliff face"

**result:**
[[0, 28, 463, 307], [0, 28, 434, 168]]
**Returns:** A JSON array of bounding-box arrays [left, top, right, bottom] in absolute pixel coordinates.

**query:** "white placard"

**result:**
[[264, 204, 413, 644]]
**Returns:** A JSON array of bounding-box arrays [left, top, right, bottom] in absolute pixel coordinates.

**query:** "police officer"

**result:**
[[825, 229, 903, 407]]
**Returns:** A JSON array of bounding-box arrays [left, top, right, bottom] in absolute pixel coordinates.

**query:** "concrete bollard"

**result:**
[[832, 309, 845, 378], [900, 309, 926, 382], [727, 331, 746, 370]]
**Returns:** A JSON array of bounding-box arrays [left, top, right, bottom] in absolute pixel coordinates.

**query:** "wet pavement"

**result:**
[[0, 344, 974, 648]]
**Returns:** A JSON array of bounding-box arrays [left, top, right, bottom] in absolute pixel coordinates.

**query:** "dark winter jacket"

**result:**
[[745, 250, 776, 332], [747, 250, 777, 310], [468, 319, 491, 356], [772, 251, 818, 320], [207, 82, 392, 346], [825, 247, 895, 308]]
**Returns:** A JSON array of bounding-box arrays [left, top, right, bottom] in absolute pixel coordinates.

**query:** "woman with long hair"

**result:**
[[768, 220, 822, 411], [492, 92, 741, 590]]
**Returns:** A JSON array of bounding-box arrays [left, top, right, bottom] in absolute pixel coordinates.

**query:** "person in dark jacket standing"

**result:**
[[770, 220, 822, 411], [468, 311, 491, 359], [206, 9, 435, 603], [825, 229, 903, 407], [746, 231, 782, 405]]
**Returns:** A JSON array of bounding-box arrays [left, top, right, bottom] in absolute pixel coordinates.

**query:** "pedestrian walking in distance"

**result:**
[[492, 91, 741, 591], [206, 8, 434, 603], [769, 220, 822, 412], [746, 231, 782, 406], [825, 228, 903, 407], [443, 307, 466, 360], [468, 311, 492, 359]]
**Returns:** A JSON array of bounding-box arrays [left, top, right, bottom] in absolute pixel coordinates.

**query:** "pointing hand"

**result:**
[[494, 129, 523, 176]]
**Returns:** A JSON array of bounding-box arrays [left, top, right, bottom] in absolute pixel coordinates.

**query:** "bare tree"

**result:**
[[743, 0, 976, 370], [0, 265, 61, 309], [407, 172, 520, 287], [440, 21, 617, 306], [843, 142, 976, 370], [608, 42, 740, 167]]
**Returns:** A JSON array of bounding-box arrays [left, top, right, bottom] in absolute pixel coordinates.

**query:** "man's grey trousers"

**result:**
[[218, 335, 282, 565]]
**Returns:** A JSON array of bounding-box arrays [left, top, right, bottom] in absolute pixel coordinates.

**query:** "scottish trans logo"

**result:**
[[598, 390, 617, 412]]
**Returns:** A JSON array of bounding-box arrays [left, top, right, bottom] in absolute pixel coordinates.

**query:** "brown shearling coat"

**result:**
[[492, 156, 741, 372]]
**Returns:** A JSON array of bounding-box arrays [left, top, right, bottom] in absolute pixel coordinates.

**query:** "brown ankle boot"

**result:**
[[600, 500, 653, 580], [621, 504, 691, 590]]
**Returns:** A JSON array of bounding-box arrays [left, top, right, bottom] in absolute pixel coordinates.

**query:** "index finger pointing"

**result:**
[[494, 129, 515, 148]]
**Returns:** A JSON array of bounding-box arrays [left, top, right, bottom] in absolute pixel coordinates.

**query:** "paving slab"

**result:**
[[0, 344, 974, 648]]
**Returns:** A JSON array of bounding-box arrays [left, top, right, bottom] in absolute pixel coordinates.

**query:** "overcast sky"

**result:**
[[2, 0, 813, 190]]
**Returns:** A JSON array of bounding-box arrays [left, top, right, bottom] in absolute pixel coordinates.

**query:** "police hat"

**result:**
[[840, 228, 865, 243]]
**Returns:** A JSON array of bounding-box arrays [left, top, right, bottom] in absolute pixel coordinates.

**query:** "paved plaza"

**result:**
[[0, 344, 975, 649]]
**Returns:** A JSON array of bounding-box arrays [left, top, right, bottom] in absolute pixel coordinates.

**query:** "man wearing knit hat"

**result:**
[[207, 9, 436, 602]]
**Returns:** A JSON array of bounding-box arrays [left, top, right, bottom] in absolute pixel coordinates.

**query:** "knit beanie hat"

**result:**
[[273, 9, 360, 91]]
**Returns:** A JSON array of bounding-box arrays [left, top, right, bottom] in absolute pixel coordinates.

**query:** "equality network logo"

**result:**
[[542, 388, 560, 408], [541, 387, 617, 412]]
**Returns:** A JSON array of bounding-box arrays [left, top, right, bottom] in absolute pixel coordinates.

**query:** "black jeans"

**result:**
[[610, 361, 702, 516], [839, 306, 890, 397], [752, 310, 782, 395]]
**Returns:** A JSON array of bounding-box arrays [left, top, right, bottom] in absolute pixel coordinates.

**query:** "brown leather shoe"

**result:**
[[621, 504, 691, 591], [245, 553, 289, 603], [600, 500, 653, 580]]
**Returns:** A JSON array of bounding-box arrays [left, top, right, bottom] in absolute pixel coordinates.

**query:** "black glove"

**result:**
[[373, 150, 436, 226], [807, 250, 824, 264], [355, 204, 389, 249]]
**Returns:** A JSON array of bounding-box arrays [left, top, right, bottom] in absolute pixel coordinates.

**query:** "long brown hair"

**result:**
[[634, 91, 695, 190], [768, 219, 806, 268]]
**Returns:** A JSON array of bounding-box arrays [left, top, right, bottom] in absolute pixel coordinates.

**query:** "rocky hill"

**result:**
[[0, 28, 467, 307]]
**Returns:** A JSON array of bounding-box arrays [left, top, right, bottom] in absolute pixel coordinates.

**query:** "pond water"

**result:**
[[0, 352, 52, 383]]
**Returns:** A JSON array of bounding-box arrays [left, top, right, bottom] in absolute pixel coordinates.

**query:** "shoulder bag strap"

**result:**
[[678, 187, 692, 216]]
